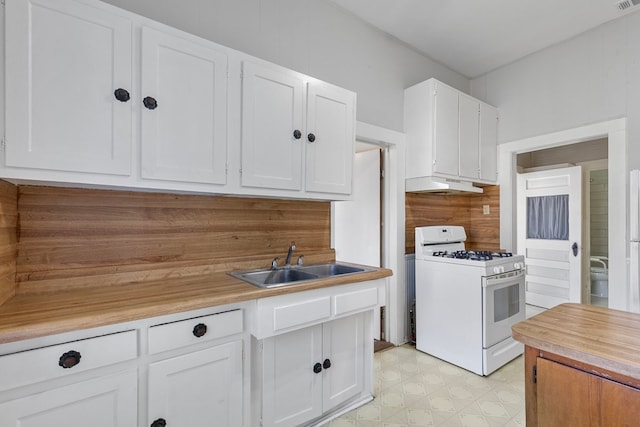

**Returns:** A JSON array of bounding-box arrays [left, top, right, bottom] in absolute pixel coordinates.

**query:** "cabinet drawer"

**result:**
[[273, 296, 331, 332], [148, 309, 243, 354], [334, 287, 379, 316], [0, 330, 137, 392]]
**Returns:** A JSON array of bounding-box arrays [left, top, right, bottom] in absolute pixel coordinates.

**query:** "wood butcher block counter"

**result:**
[[512, 303, 640, 426], [0, 266, 392, 344]]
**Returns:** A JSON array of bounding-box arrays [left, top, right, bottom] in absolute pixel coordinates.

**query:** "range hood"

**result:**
[[405, 176, 483, 194]]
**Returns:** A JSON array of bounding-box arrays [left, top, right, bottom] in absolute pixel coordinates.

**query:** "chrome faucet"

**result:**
[[284, 242, 296, 267]]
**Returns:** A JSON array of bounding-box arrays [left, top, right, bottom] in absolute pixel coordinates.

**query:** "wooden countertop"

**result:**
[[0, 266, 392, 344], [512, 303, 640, 379]]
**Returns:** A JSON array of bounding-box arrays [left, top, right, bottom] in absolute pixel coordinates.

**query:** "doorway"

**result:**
[[499, 118, 627, 311], [515, 138, 608, 308]]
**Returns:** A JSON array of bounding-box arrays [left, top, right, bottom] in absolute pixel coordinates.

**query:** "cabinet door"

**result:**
[[0, 371, 137, 426], [140, 26, 228, 185], [479, 103, 498, 182], [458, 94, 480, 180], [432, 82, 459, 177], [537, 357, 640, 426], [262, 325, 323, 427], [322, 314, 364, 411], [305, 83, 355, 195], [5, 0, 132, 175], [241, 61, 304, 191], [148, 341, 243, 427]]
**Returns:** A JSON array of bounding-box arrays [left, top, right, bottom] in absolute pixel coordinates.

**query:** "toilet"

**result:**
[[590, 256, 609, 298]]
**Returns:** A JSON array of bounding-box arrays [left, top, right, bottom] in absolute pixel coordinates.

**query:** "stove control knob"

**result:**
[[493, 266, 504, 274], [514, 262, 523, 270]]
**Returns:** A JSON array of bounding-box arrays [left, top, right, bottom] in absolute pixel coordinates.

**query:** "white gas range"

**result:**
[[415, 226, 525, 376]]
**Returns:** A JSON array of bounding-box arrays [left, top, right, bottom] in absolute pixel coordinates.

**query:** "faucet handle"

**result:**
[[297, 255, 304, 266], [271, 257, 280, 269]]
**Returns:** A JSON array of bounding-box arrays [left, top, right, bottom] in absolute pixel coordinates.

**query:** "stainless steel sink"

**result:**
[[298, 263, 365, 277], [229, 262, 373, 288]]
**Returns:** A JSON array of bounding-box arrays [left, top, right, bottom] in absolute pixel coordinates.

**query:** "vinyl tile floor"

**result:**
[[327, 344, 525, 427]]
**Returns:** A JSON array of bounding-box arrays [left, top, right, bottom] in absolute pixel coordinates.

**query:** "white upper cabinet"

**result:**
[[5, 0, 133, 175], [140, 26, 228, 185], [240, 61, 305, 191], [404, 78, 497, 186], [3, 0, 355, 200], [305, 83, 354, 195], [479, 102, 498, 182], [241, 60, 355, 198]]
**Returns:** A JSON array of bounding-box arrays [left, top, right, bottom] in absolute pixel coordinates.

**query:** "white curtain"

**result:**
[[526, 194, 569, 240]]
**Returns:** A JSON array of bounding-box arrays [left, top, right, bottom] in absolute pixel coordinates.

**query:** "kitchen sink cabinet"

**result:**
[[404, 78, 498, 187], [240, 60, 355, 198], [258, 313, 365, 427]]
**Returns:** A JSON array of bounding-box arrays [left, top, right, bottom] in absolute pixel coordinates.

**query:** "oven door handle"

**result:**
[[483, 269, 525, 289]]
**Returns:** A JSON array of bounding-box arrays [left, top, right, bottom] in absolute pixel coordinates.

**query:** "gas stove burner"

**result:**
[[430, 250, 514, 261]]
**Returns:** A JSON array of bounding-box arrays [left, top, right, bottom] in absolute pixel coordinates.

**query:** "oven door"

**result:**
[[482, 269, 525, 348]]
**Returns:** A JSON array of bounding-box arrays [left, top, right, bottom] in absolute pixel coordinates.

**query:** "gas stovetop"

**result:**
[[431, 250, 514, 261]]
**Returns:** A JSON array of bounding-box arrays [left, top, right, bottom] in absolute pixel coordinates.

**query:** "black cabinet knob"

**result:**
[[323, 358, 331, 369], [150, 418, 166, 427], [192, 323, 208, 338], [313, 362, 322, 374], [143, 96, 158, 110], [307, 133, 316, 143], [58, 350, 81, 369], [114, 88, 130, 102], [293, 129, 302, 139]]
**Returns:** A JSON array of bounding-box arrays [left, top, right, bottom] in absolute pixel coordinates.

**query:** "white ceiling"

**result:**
[[327, 0, 639, 78]]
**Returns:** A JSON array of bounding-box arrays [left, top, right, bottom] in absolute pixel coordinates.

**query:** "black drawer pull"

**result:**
[[58, 350, 81, 369], [192, 323, 208, 338], [150, 418, 166, 427]]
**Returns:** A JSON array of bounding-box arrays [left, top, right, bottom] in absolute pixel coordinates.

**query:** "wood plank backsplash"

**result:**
[[405, 185, 501, 253], [15, 186, 333, 294], [0, 181, 17, 305]]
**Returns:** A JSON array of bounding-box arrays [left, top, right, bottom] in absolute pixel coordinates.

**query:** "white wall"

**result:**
[[98, 0, 468, 133], [471, 9, 640, 170]]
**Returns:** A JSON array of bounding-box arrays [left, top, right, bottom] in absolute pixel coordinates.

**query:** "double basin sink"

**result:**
[[230, 262, 374, 288]]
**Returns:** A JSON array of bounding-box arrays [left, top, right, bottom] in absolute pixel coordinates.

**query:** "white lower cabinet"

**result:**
[[259, 313, 365, 427], [148, 340, 243, 427], [0, 371, 138, 427]]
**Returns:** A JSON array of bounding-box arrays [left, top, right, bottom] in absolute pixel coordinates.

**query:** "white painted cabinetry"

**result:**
[[146, 309, 244, 426], [5, 0, 133, 176], [404, 78, 498, 188], [140, 26, 228, 185], [0, 304, 248, 427], [241, 61, 355, 197], [0, 330, 138, 426], [3, 0, 355, 200], [252, 279, 384, 427], [260, 314, 364, 427]]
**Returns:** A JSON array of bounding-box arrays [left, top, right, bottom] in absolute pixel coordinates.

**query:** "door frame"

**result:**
[[331, 121, 406, 345], [498, 118, 627, 310]]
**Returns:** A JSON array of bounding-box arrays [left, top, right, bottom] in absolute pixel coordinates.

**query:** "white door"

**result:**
[[148, 341, 243, 427], [5, 0, 133, 175], [517, 166, 582, 308], [140, 26, 228, 185], [333, 148, 383, 339], [322, 314, 364, 412], [305, 83, 355, 194], [262, 326, 323, 427], [0, 371, 137, 426], [241, 61, 304, 191]]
